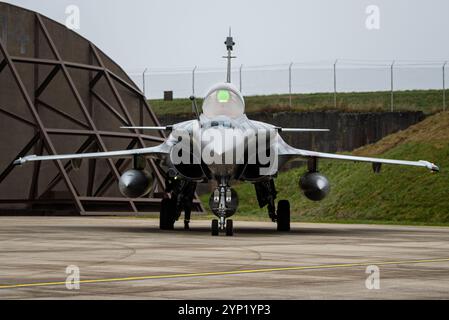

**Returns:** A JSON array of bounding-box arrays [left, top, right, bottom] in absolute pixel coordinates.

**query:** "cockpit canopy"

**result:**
[[202, 83, 245, 119]]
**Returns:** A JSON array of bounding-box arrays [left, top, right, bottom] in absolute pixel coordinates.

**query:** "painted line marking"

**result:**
[[1, 257, 448, 290]]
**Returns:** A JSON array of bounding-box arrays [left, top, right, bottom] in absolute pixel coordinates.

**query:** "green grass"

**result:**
[[150, 89, 448, 116], [200, 111, 449, 225]]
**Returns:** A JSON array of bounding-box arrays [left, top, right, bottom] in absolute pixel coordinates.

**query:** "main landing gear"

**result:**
[[160, 198, 176, 230], [159, 178, 197, 231], [255, 180, 291, 232], [276, 200, 291, 232], [160, 176, 291, 235]]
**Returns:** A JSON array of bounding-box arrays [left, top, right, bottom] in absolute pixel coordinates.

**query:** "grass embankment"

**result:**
[[200, 112, 449, 225], [150, 89, 447, 116]]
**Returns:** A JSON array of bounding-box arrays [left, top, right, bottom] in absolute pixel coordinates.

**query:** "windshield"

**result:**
[[202, 84, 245, 119]]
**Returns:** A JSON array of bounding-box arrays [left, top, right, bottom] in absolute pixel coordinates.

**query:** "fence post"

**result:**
[[443, 61, 447, 111], [289, 62, 293, 108], [192, 66, 197, 97], [390, 60, 395, 112], [142, 68, 148, 98], [333, 59, 338, 108]]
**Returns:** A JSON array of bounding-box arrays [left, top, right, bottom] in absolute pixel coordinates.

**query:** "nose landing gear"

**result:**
[[211, 219, 219, 236], [211, 218, 234, 236], [209, 180, 238, 236], [225, 219, 234, 236]]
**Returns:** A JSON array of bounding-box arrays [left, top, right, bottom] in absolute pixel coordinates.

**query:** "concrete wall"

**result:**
[[158, 111, 424, 154]]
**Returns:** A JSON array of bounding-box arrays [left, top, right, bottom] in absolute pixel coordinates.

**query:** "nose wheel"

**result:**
[[209, 179, 236, 236], [211, 219, 234, 236], [226, 219, 234, 236], [211, 219, 219, 236]]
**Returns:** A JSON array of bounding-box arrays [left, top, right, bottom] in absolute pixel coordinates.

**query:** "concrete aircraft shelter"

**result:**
[[0, 3, 203, 215]]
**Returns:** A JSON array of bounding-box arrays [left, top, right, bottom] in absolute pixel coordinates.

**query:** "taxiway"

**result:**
[[0, 217, 448, 299]]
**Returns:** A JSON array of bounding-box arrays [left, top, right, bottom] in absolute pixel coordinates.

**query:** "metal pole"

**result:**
[[443, 61, 447, 111], [142, 68, 148, 98], [390, 60, 395, 112], [289, 62, 293, 108], [239, 64, 243, 93], [192, 66, 197, 96], [333, 59, 338, 108]]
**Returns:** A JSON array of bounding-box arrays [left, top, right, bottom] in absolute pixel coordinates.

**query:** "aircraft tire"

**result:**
[[160, 198, 175, 230], [211, 219, 219, 236], [226, 219, 234, 236], [277, 200, 291, 232]]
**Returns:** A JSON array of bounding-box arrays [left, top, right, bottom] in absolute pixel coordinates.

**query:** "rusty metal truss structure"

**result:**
[[0, 3, 202, 215]]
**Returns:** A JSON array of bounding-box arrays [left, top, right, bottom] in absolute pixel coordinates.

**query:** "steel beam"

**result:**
[[0, 59, 7, 73], [35, 65, 60, 97], [0, 6, 203, 215], [36, 99, 90, 129], [35, 14, 137, 213], [0, 36, 85, 213], [91, 90, 129, 125], [0, 106, 37, 127], [0, 134, 40, 184], [38, 136, 95, 199], [90, 44, 165, 186]]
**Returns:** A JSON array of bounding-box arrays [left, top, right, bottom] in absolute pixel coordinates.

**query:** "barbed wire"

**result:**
[[126, 58, 448, 76]]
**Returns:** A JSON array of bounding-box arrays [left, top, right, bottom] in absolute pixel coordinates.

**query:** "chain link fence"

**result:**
[[127, 60, 448, 113]]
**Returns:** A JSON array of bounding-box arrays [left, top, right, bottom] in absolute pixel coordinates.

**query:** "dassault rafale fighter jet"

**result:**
[[14, 32, 439, 236]]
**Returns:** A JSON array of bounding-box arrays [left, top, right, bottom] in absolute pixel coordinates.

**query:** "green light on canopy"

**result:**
[[217, 90, 230, 103]]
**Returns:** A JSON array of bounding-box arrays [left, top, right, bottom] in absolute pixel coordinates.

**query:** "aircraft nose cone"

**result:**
[[120, 171, 135, 188], [316, 179, 327, 190]]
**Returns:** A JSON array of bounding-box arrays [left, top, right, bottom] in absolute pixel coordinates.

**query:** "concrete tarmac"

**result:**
[[0, 217, 448, 299]]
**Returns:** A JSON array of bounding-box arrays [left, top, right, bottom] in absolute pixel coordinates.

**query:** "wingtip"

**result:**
[[420, 160, 440, 172], [13, 155, 37, 166], [431, 164, 440, 173]]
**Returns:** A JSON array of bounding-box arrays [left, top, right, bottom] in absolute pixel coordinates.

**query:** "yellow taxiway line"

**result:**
[[1, 257, 448, 290]]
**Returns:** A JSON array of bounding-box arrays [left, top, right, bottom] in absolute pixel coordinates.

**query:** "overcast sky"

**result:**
[[3, 0, 449, 71], [2, 0, 449, 98]]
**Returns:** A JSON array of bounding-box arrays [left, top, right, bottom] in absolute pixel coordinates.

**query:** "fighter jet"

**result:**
[[14, 32, 439, 236]]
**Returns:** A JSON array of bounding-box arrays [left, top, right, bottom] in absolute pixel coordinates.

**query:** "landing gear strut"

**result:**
[[160, 177, 197, 231], [211, 219, 234, 236], [254, 180, 291, 232], [209, 177, 236, 236], [214, 204, 235, 237]]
